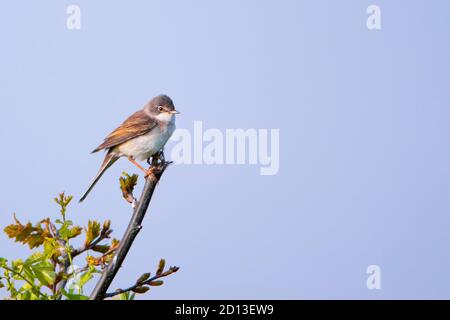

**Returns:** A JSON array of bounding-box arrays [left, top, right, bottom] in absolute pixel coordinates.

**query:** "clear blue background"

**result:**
[[1, 0, 449, 299]]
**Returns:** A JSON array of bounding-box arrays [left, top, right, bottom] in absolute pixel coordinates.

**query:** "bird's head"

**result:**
[[145, 94, 179, 122]]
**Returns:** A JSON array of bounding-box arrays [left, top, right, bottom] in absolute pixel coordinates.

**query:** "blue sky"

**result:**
[[1, 0, 450, 299]]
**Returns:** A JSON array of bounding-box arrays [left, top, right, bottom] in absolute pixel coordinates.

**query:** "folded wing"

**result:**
[[92, 110, 157, 153]]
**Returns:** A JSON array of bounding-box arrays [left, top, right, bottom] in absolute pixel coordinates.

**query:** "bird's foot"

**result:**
[[145, 167, 159, 184], [149, 150, 165, 167], [157, 150, 166, 163]]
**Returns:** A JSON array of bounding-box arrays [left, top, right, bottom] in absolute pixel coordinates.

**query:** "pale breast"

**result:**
[[117, 121, 175, 161]]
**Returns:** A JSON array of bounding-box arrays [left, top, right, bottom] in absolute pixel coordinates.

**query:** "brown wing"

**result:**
[[92, 110, 157, 153]]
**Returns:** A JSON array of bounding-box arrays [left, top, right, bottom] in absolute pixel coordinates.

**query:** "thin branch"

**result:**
[[89, 159, 172, 300], [2, 266, 46, 299], [55, 227, 112, 296], [104, 266, 179, 298], [71, 229, 112, 258]]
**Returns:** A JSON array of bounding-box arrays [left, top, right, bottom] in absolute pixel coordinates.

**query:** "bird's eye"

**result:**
[[158, 106, 164, 112]]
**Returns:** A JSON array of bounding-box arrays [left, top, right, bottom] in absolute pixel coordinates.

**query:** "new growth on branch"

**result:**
[[0, 156, 179, 300]]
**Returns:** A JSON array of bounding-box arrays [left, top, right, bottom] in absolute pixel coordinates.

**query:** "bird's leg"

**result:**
[[127, 157, 159, 183], [127, 157, 147, 174]]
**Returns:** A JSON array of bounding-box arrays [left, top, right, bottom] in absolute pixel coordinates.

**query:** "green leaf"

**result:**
[[12, 259, 24, 270], [69, 226, 82, 239], [43, 238, 63, 258], [34, 268, 55, 287], [119, 173, 139, 196], [62, 289, 89, 300], [84, 220, 101, 246], [54, 193, 73, 214], [18, 289, 32, 300], [79, 267, 96, 288], [33, 261, 56, 286], [21, 265, 36, 284], [59, 223, 70, 239], [25, 252, 45, 265], [21, 253, 56, 287]]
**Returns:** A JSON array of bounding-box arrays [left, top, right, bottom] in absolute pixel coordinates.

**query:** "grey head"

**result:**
[[144, 94, 179, 117]]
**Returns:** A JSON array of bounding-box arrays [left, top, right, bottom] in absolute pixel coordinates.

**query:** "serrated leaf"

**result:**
[[59, 224, 70, 239], [54, 193, 73, 209], [3, 215, 51, 249], [43, 238, 63, 258], [27, 234, 46, 249], [84, 220, 101, 246], [86, 255, 98, 266], [68, 226, 82, 239], [120, 173, 139, 193]]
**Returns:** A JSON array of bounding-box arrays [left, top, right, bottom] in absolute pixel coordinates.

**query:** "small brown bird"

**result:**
[[80, 95, 179, 202]]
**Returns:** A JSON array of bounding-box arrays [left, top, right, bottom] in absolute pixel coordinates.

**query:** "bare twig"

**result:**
[[89, 159, 172, 300], [71, 228, 112, 258], [104, 266, 179, 298]]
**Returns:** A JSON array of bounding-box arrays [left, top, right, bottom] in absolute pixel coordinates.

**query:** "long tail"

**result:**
[[79, 153, 120, 202]]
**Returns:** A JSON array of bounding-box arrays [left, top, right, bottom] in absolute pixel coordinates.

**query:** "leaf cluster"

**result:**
[[0, 193, 116, 300], [1, 172, 179, 300]]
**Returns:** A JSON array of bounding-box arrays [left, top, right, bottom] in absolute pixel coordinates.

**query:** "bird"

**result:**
[[79, 94, 179, 202]]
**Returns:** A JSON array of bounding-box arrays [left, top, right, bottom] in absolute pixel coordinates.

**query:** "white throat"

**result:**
[[155, 112, 175, 123]]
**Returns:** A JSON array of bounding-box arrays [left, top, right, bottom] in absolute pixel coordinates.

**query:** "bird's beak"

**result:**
[[169, 110, 180, 114]]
